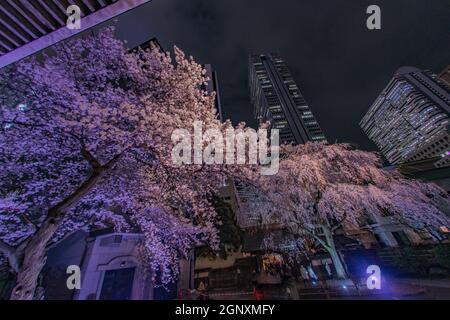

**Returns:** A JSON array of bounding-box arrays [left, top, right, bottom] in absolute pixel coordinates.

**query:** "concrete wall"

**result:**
[[369, 215, 423, 247], [76, 233, 151, 300], [75, 232, 192, 300]]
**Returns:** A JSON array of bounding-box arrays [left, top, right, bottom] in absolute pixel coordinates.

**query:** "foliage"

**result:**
[[250, 143, 450, 243], [247, 143, 450, 278], [0, 27, 244, 298]]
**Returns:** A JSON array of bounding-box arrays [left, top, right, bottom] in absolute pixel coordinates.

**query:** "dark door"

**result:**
[[99, 267, 135, 300]]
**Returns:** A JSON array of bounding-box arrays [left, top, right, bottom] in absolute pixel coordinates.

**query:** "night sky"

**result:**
[[104, 0, 449, 151]]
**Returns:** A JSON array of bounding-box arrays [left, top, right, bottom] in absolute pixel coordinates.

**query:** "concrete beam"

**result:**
[[0, 0, 152, 69]]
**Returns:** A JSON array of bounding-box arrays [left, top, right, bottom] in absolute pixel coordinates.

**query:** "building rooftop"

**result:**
[[0, 0, 151, 68]]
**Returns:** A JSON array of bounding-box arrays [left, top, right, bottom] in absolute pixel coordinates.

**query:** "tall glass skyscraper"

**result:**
[[249, 53, 326, 145], [360, 66, 450, 172], [236, 53, 327, 232]]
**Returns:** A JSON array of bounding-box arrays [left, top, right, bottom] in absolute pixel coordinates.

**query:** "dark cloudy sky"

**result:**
[[105, 0, 449, 151]]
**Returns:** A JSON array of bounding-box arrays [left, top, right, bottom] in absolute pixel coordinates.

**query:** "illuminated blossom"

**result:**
[[250, 143, 450, 279]]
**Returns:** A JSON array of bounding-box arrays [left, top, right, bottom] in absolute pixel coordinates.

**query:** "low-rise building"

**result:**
[[43, 229, 194, 300]]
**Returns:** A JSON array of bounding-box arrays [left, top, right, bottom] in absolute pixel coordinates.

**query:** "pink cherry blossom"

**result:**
[[248, 143, 450, 279], [0, 27, 242, 299]]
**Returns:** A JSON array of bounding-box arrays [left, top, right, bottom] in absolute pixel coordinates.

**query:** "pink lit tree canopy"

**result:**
[[0, 27, 239, 299], [250, 143, 450, 279]]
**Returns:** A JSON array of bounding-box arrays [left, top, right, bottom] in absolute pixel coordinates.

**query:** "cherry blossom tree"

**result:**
[[0, 27, 241, 299], [249, 143, 450, 279]]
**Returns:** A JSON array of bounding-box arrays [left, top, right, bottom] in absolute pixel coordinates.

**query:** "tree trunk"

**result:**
[[326, 247, 347, 280], [322, 225, 347, 280], [9, 151, 119, 300], [10, 217, 62, 300]]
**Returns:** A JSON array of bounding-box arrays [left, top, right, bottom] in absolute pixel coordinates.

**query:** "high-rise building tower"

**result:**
[[203, 64, 223, 122], [360, 66, 450, 172], [438, 65, 450, 88], [132, 38, 163, 52], [249, 53, 326, 145]]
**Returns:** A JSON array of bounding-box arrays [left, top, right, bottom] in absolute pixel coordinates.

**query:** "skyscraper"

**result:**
[[203, 64, 223, 122], [235, 53, 327, 232], [438, 65, 450, 88], [360, 66, 450, 172], [249, 53, 326, 144], [132, 38, 162, 52]]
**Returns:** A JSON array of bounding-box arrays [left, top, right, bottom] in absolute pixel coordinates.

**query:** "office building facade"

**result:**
[[249, 53, 326, 144], [360, 66, 450, 171]]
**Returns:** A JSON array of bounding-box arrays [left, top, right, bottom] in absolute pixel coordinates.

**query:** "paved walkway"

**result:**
[[393, 278, 450, 288], [389, 278, 450, 300]]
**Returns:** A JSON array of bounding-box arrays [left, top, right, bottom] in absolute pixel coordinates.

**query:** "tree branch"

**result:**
[[295, 222, 330, 251], [49, 151, 122, 218], [1, 120, 45, 129], [80, 147, 101, 169], [331, 212, 348, 232]]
